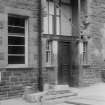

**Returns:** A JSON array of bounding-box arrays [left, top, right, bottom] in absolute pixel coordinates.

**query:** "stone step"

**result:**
[[23, 85, 78, 104], [23, 90, 77, 103], [56, 103, 74, 105], [44, 90, 77, 101], [65, 101, 91, 105], [43, 91, 77, 105]]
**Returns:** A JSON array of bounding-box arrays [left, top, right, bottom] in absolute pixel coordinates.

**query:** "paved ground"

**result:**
[[61, 82, 105, 105], [1, 82, 105, 105]]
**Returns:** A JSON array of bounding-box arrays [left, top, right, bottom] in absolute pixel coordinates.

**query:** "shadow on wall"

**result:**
[[101, 70, 105, 82]]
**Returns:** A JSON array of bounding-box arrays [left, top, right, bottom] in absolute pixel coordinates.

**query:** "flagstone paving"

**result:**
[[1, 83, 105, 105]]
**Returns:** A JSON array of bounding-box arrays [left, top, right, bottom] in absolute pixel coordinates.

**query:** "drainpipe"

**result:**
[[71, 0, 81, 87], [54, 0, 57, 35], [38, 0, 43, 91], [78, 0, 82, 87]]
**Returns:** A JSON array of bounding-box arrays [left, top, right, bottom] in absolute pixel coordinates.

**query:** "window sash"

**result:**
[[46, 40, 52, 65], [8, 15, 28, 65], [83, 42, 88, 64], [8, 55, 25, 64], [8, 36, 25, 45]]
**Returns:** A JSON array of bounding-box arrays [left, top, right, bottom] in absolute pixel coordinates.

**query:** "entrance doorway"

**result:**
[[58, 41, 72, 85]]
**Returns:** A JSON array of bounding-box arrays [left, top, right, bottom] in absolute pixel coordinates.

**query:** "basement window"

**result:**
[[8, 15, 28, 65]]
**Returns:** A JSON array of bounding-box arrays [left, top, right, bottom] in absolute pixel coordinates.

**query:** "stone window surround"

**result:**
[[46, 40, 53, 66], [5, 7, 33, 68]]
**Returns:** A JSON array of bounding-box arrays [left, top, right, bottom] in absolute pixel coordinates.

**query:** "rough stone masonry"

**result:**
[[79, 0, 105, 86], [0, 0, 40, 99]]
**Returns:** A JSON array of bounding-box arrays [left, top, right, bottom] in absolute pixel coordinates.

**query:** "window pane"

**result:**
[[46, 51, 51, 63], [8, 15, 26, 65], [8, 36, 25, 45], [46, 40, 52, 50], [8, 56, 25, 64], [8, 26, 25, 34], [8, 46, 25, 54], [46, 51, 49, 63], [8, 16, 25, 27]]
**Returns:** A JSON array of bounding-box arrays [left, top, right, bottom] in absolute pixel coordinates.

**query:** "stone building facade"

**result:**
[[79, 0, 105, 86], [0, 0, 41, 99], [42, 0, 105, 88], [42, 0, 80, 88], [0, 0, 105, 100]]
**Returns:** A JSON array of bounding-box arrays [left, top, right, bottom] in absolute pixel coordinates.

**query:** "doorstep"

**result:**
[[22, 85, 77, 104]]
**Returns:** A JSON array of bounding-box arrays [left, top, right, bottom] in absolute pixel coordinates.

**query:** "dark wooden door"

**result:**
[[58, 41, 71, 84]]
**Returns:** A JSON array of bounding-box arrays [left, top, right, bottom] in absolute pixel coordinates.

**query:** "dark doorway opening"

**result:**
[[58, 41, 72, 85]]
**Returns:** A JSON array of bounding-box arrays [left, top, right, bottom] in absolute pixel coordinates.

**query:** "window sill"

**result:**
[[82, 64, 90, 68], [45, 64, 54, 70], [6, 64, 29, 68], [46, 64, 54, 68]]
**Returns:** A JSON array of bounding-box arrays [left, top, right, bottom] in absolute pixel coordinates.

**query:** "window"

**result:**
[[46, 40, 52, 65], [81, 0, 87, 16], [43, 0, 60, 35], [8, 15, 28, 64], [49, 15, 54, 34], [83, 42, 88, 64]]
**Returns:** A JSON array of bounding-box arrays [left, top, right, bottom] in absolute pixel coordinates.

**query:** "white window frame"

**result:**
[[46, 40, 53, 66], [83, 41, 88, 64], [7, 15, 28, 68]]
